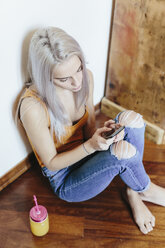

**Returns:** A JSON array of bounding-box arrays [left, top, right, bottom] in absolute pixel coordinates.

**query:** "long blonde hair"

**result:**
[[20, 27, 89, 142]]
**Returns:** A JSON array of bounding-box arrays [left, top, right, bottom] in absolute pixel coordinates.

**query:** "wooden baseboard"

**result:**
[[94, 102, 101, 113], [0, 153, 34, 191], [101, 97, 165, 145]]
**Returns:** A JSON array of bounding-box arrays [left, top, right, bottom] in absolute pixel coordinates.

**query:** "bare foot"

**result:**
[[126, 187, 155, 234], [139, 182, 165, 206]]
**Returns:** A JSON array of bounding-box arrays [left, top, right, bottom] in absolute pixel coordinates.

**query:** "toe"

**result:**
[[145, 222, 153, 233], [137, 220, 148, 234], [151, 215, 156, 227], [139, 224, 148, 234]]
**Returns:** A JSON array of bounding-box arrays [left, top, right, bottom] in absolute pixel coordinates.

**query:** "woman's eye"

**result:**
[[77, 64, 83, 72], [60, 78, 68, 82]]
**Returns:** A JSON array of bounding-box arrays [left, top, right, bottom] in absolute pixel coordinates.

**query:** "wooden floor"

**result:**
[[1, 111, 165, 248]]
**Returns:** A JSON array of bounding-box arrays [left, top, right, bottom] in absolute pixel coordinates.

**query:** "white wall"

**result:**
[[0, 0, 112, 177]]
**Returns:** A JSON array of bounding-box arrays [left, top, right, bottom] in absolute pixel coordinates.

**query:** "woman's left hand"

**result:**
[[104, 119, 125, 143]]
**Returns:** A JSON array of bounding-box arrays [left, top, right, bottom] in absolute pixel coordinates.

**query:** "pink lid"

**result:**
[[30, 205, 47, 222]]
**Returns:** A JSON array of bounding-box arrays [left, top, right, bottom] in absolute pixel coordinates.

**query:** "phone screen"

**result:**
[[102, 126, 125, 139]]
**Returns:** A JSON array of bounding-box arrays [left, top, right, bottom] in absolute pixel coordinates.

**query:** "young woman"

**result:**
[[17, 27, 165, 235]]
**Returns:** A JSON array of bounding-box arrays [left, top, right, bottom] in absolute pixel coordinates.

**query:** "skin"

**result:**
[[21, 54, 165, 235]]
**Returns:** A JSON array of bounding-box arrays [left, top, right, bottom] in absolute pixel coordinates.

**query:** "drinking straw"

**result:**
[[33, 195, 40, 214]]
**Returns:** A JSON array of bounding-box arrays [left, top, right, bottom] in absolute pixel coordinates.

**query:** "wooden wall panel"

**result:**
[[105, 0, 165, 129]]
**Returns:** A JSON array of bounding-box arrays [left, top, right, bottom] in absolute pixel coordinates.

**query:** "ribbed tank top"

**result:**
[[19, 87, 89, 167]]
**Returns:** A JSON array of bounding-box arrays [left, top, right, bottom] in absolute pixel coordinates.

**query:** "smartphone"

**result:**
[[102, 126, 125, 139]]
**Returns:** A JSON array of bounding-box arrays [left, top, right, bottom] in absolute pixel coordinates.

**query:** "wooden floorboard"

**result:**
[[0, 111, 165, 248]]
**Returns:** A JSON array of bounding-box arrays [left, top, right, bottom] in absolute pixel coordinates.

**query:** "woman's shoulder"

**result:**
[[20, 96, 49, 128], [20, 96, 40, 115]]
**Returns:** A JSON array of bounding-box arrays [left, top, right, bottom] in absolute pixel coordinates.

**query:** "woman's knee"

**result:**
[[111, 140, 136, 160], [118, 110, 144, 128]]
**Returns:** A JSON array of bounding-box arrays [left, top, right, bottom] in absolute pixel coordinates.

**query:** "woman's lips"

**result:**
[[73, 85, 82, 92]]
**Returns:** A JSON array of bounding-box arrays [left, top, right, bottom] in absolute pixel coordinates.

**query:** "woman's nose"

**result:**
[[71, 75, 79, 86]]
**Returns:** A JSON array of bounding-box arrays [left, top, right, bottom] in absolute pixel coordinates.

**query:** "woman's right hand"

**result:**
[[86, 127, 115, 152]]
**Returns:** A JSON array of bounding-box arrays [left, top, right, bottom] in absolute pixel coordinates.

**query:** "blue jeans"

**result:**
[[41, 113, 150, 202]]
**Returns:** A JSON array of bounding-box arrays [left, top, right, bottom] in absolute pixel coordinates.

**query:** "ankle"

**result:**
[[126, 187, 138, 197], [139, 183, 153, 197], [126, 187, 132, 196]]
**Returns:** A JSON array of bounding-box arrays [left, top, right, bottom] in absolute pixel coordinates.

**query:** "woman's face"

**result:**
[[53, 55, 83, 92]]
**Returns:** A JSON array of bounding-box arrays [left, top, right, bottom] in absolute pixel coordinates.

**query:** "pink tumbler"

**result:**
[[29, 195, 49, 236]]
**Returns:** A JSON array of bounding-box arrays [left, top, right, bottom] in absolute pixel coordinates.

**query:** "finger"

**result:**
[[115, 123, 121, 128], [98, 136, 109, 144], [97, 126, 112, 134], [114, 130, 125, 142], [104, 120, 115, 127], [106, 137, 115, 146], [98, 134, 115, 146], [114, 133, 121, 141], [110, 124, 116, 129], [105, 119, 115, 124]]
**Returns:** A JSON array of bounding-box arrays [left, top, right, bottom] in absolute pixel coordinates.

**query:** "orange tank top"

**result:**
[[19, 87, 89, 168]]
